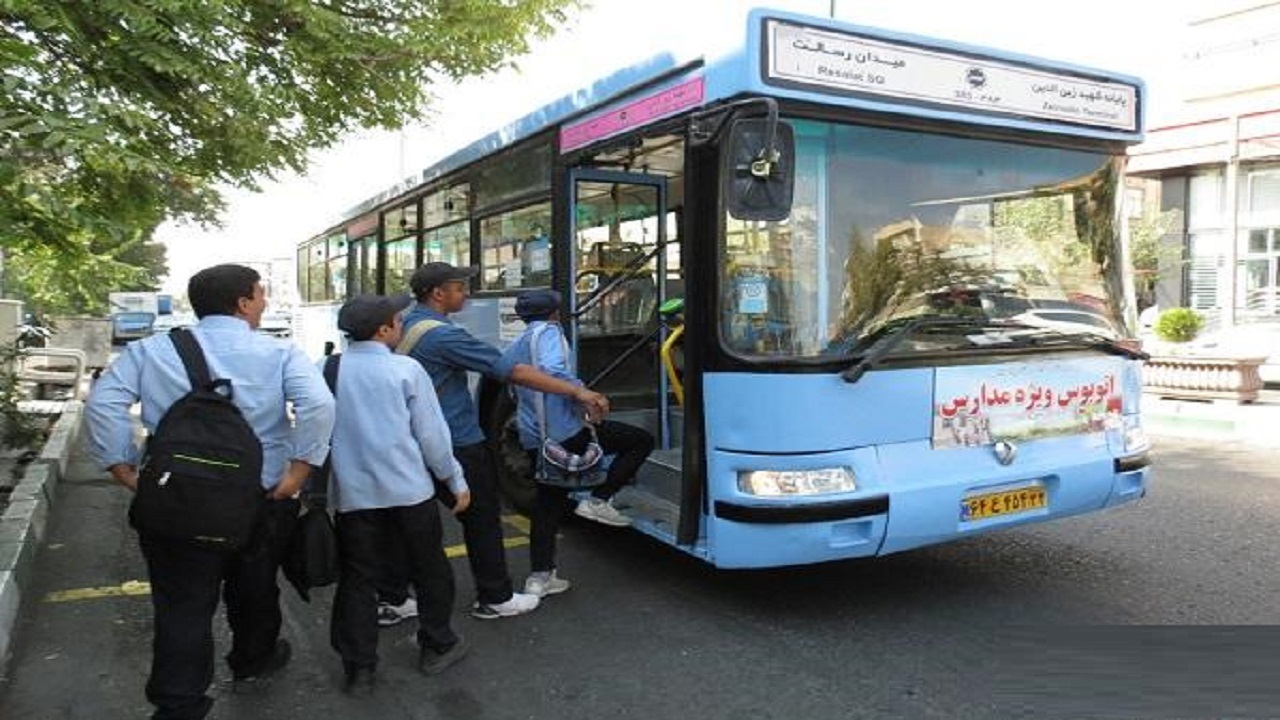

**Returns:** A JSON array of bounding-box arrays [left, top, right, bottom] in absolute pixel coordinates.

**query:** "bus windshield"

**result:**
[[720, 119, 1127, 359]]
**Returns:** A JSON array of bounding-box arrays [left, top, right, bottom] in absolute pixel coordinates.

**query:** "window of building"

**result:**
[[1245, 168, 1280, 225], [1125, 187, 1145, 219], [1189, 172, 1224, 230], [1189, 231, 1225, 311], [1236, 168, 1280, 317], [1185, 173, 1226, 313], [1237, 232, 1280, 316]]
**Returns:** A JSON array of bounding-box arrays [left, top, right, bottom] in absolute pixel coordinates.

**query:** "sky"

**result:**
[[155, 0, 1200, 295]]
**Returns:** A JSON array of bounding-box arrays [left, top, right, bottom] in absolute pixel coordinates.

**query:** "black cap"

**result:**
[[338, 293, 413, 340], [514, 289, 562, 320], [409, 262, 478, 297]]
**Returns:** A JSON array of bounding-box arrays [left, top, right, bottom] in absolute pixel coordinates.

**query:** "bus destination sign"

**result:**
[[560, 76, 705, 153], [764, 19, 1138, 133]]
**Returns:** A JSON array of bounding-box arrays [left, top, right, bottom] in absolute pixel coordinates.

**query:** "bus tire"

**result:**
[[486, 392, 537, 516]]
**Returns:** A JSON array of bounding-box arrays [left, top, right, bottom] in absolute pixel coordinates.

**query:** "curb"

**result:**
[[0, 401, 83, 675], [1142, 392, 1280, 449]]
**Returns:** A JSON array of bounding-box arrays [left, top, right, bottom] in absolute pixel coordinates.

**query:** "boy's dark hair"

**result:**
[[188, 264, 261, 319]]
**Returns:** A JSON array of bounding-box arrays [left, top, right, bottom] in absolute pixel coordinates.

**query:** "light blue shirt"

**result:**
[[85, 315, 336, 490], [325, 341, 467, 513], [503, 321, 586, 449]]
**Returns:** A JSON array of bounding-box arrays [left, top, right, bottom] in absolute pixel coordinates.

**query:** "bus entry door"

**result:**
[[566, 170, 685, 529]]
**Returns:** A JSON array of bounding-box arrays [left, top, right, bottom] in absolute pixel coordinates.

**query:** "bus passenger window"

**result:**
[[480, 202, 552, 290]]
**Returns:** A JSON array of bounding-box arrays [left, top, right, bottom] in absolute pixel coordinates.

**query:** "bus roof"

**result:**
[[340, 51, 696, 221], [336, 7, 1145, 228]]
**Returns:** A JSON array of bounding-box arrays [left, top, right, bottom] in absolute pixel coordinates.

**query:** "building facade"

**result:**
[[1127, 1, 1280, 377]]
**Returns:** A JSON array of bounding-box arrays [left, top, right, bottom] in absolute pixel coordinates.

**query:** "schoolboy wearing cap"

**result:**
[[327, 293, 472, 694], [386, 262, 610, 620], [409, 261, 479, 298], [503, 289, 655, 598]]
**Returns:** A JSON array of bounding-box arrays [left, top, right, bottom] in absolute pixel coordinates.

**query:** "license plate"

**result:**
[[961, 484, 1047, 522]]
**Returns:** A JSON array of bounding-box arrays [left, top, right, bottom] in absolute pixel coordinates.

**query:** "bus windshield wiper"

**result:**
[[990, 330, 1150, 360], [839, 315, 997, 384]]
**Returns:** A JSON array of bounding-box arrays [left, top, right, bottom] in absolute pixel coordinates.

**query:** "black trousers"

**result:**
[[331, 500, 458, 669], [530, 420, 655, 572], [529, 472, 571, 573], [560, 420, 654, 501], [138, 498, 298, 720], [378, 441, 514, 605]]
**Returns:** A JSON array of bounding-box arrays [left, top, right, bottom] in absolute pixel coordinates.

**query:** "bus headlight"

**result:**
[[737, 467, 857, 497]]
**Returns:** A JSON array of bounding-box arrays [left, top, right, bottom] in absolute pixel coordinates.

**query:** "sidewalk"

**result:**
[[1142, 388, 1280, 449], [0, 401, 82, 673]]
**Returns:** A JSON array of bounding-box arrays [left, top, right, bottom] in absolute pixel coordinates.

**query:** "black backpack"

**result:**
[[128, 328, 266, 551]]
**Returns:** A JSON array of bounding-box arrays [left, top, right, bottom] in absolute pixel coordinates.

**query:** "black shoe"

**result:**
[[232, 639, 292, 694], [343, 665, 376, 698], [418, 636, 469, 676]]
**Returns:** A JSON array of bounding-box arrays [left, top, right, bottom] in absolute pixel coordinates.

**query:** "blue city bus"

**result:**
[[295, 8, 1151, 568]]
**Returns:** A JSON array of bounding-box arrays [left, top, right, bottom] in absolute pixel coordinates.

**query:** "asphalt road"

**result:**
[[2, 434, 1278, 720]]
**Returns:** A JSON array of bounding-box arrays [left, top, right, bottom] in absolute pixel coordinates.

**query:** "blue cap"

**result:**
[[338, 293, 412, 340], [514, 289, 562, 320]]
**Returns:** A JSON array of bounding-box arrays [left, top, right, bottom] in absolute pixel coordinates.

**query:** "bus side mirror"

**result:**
[[723, 118, 795, 222]]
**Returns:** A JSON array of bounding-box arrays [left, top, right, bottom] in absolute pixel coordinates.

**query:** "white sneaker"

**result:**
[[524, 570, 571, 598], [471, 592, 540, 620], [377, 598, 418, 627], [574, 497, 632, 527]]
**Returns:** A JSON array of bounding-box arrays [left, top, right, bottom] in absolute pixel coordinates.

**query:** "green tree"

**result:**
[[1, 0, 576, 312], [1128, 207, 1183, 309]]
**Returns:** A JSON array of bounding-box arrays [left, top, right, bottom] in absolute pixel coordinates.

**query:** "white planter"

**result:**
[[1142, 355, 1267, 404]]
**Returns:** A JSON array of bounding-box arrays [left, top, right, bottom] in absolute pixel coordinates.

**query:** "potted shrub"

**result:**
[[1153, 307, 1204, 344]]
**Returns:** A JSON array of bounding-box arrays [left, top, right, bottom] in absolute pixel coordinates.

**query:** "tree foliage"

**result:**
[[0, 0, 576, 313], [837, 226, 978, 335], [1128, 206, 1183, 308]]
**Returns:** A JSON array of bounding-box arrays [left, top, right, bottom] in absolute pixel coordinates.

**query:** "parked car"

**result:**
[[257, 311, 292, 339], [1010, 306, 1121, 339], [150, 313, 195, 335], [111, 311, 155, 344]]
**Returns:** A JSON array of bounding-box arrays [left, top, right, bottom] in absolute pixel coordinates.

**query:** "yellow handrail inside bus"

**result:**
[[661, 324, 685, 406]]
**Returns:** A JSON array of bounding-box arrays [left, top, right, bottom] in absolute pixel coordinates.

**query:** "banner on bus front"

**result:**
[[931, 358, 1124, 449]]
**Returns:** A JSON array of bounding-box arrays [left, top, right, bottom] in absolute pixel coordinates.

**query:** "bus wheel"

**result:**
[[489, 401, 536, 515]]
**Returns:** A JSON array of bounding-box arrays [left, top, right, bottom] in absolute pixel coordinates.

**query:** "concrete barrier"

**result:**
[[36, 401, 82, 484], [0, 403, 82, 675]]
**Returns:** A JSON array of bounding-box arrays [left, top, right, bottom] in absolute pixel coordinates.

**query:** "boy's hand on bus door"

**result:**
[[575, 388, 610, 423]]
